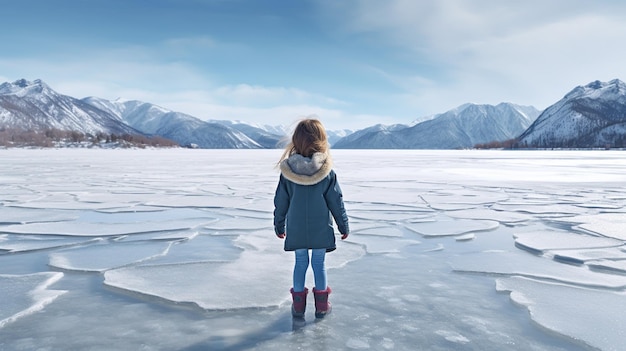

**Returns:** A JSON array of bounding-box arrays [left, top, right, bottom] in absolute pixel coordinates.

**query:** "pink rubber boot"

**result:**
[[290, 288, 308, 318], [313, 287, 332, 318]]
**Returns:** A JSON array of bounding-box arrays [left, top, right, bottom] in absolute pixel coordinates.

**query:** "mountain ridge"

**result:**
[[516, 79, 626, 148], [0, 79, 139, 136], [334, 102, 540, 149], [3, 78, 626, 149]]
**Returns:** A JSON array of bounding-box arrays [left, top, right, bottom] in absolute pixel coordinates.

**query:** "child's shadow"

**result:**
[[180, 313, 319, 350]]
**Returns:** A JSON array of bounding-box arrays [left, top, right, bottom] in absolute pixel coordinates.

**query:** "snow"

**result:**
[[0, 149, 625, 350]]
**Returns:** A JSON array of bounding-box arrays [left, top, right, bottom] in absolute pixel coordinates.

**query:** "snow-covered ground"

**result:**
[[1, 149, 625, 351]]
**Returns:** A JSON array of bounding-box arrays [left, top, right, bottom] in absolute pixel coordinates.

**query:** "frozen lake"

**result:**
[[1, 149, 625, 351]]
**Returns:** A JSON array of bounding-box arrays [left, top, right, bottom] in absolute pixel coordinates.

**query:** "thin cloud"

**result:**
[[318, 0, 626, 114]]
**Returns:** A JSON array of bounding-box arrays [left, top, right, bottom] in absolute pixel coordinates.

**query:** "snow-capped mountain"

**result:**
[[11, 77, 625, 150], [83, 97, 277, 148], [516, 79, 626, 148], [0, 79, 288, 148], [252, 122, 352, 146], [332, 123, 410, 149], [0, 79, 139, 135], [333, 103, 540, 149], [209, 119, 287, 148]]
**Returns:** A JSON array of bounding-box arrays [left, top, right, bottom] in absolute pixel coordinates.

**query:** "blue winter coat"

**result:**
[[273, 152, 349, 252]]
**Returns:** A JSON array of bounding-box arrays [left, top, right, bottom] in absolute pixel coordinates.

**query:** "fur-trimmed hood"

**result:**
[[279, 152, 333, 185]]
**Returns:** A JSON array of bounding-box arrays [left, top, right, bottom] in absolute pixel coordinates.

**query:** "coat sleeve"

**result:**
[[324, 171, 349, 235], [273, 175, 290, 235]]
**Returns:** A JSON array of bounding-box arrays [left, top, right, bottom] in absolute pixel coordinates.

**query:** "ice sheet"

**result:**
[[6, 200, 133, 210], [490, 202, 588, 216], [49, 241, 175, 272], [112, 230, 199, 242], [2, 149, 626, 351], [451, 250, 626, 289], [348, 209, 431, 222], [349, 235, 421, 254], [103, 234, 366, 310], [551, 247, 626, 264], [0, 235, 100, 253], [456, 233, 475, 241], [0, 272, 66, 328], [341, 184, 429, 206], [496, 276, 626, 351], [558, 213, 626, 241], [215, 205, 274, 220], [0, 207, 78, 224], [144, 234, 243, 265], [145, 194, 252, 208], [203, 216, 272, 231], [405, 214, 499, 237], [587, 260, 626, 275], [421, 189, 510, 210], [514, 231, 623, 254], [1, 218, 212, 237], [353, 225, 406, 237], [446, 208, 531, 225]]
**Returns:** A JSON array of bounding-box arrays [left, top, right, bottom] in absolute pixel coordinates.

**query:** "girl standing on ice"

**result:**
[[273, 118, 349, 319]]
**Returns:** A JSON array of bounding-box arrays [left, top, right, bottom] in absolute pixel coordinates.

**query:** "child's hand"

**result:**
[[341, 233, 349, 240], [277, 233, 286, 239]]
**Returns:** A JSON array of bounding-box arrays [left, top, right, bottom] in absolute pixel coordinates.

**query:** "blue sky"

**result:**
[[2, 0, 626, 130]]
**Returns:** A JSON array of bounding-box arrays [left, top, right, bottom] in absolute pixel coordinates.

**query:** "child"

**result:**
[[273, 118, 349, 319]]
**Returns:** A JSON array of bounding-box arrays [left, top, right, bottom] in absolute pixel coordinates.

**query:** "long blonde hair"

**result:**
[[278, 118, 329, 164]]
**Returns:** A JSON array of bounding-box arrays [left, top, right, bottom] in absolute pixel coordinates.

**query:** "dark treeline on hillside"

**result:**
[[473, 138, 519, 149], [0, 128, 179, 148], [475, 137, 624, 149]]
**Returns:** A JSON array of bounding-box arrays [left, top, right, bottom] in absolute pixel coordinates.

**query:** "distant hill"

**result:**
[[516, 79, 626, 148], [333, 103, 540, 149]]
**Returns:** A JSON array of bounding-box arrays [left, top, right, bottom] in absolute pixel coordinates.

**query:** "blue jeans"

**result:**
[[293, 248, 327, 292]]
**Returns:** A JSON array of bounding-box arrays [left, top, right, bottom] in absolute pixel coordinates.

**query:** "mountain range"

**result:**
[[516, 79, 626, 148], [0, 79, 139, 136], [2, 78, 626, 149], [333, 103, 540, 149]]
